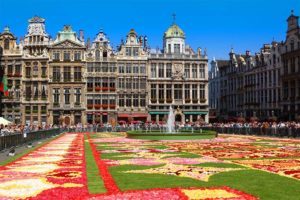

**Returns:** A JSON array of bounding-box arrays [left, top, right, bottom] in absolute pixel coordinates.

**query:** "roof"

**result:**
[[28, 16, 45, 23], [164, 24, 185, 39]]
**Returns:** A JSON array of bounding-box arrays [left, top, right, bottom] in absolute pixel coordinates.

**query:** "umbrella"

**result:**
[[118, 120, 126, 124], [0, 117, 12, 125]]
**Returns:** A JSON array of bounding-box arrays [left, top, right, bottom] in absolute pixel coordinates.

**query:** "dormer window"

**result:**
[[4, 38, 9, 50]]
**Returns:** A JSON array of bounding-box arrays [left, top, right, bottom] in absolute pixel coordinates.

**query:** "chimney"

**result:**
[[79, 30, 84, 41]]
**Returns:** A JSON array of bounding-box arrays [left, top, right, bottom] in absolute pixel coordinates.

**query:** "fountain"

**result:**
[[167, 106, 175, 133], [126, 106, 215, 139]]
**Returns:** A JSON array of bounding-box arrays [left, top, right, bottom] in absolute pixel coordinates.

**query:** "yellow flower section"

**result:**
[[0, 178, 56, 198], [182, 188, 239, 199], [8, 164, 59, 173]]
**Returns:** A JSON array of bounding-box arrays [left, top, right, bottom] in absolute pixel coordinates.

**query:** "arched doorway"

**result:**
[[64, 116, 70, 126], [175, 114, 182, 122]]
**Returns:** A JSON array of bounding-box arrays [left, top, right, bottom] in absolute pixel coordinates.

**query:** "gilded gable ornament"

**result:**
[[172, 63, 184, 79]]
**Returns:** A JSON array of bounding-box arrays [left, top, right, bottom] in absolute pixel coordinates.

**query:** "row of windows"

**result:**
[[150, 84, 206, 100], [52, 67, 82, 81], [53, 88, 81, 104], [151, 63, 206, 78], [87, 63, 116, 72], [118, 64, 146, 74], [52, 51, 82, 61], [118, 78, 146, 89], [119, 94, 146, 107]]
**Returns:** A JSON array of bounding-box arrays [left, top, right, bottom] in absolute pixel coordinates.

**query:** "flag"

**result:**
[[0, 75, 8, 96]]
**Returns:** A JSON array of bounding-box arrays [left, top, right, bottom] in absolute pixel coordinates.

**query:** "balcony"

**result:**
[[110, 87, 116, 92], [192, 99, 198, 103], [74, 102, 81, 107], [94, 104, 101, 109], [185, 98, 191, 103], [200, 98, 207, 103], [87, 104, 93, 109], [87, 87, 93, 92], [151, 98, 157, 103], [102, 87, 109, 92], [25, 110, 31, 114], [166, 98, 173, 103], [102, 104, 108, 109], [53, 103, 60, 108], [95, 87, 101, 92], [109, 104, 116, 109], [41, 110, 47, 114], [159, 99, 164, 103]]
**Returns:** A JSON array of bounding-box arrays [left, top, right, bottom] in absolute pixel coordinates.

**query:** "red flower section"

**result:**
[[87, 133, 120, 194]]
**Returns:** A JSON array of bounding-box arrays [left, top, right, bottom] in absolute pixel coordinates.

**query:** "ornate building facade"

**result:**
[[0, 16, 209, 125], [85, 30, 117, 124], [116, 29, 148, 122], [48, 25, 86, 125], [148, 23, 209, 123], [0, 27, 22, 124], [209, 11, 298, 121], [21, 16, 50, 126]]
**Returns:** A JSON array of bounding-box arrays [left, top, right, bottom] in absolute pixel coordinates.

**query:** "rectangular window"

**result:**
[[126, 94, 132, 107], [126, 47, 131, 56], [74, 67, 81, 81], [53, 67, 60, 82], [166, 63, 172, 78], [63, 67, 71, 82], [26, 67, 31, 78], [133, 64, 139, 74], [192, 64, 197, 78], [64, 88, 70, 104], [41, 67, 47, 77], [140, 94, 146, 107], [139, 78, 146, 89], [151, 63, 157, 78], [75, 88, 81, 104], [133, 94, 139, 107], [174, 84, 182, 100], [102, 62, 108, 72], [199, 64, 205, 78], [159, 84, 164, 100], [151, 84, 157, 99], [53, 51, 60, 61], [158, 63, 164, 78], [74, 51, 81, 61], [192, 84, 198, 99], [174, 44, 180, 54], [184, 64, 190, 78], [53, 88, 60, 103], [200, 84, 205, 99], [185, 84, 190, 99], [119, 94, 125, 107], [126, 78, 131, 89], [126, 64, 131, 74], [133, 47, 138, 56], [63, 51, 71, 61], [166, 84, 172, 99], [119, 64, 125, 73], [140, 64, 146, 74]]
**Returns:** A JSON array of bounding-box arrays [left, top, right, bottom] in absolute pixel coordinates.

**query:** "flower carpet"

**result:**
[[1, 132, 300, 199]]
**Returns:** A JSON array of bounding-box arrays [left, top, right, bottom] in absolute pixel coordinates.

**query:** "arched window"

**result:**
[[4, 39, 9, 50], [95, 50, 100, 60]]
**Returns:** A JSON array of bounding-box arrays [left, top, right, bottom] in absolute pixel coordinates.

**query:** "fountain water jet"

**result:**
[[167, 106, 175, 133]]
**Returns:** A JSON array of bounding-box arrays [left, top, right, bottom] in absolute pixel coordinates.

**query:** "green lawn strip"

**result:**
[[127, 135, 215, 140], [0, 134, 63, 166], [194, 162, 247, 168], [110, 165, 300, 200], [101, 153, 134, 160], [84, 136, 106, 194], [162, 152, 202, 158]]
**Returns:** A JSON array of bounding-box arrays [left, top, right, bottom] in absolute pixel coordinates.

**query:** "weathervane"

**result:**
[[172, 13, 176, 24]]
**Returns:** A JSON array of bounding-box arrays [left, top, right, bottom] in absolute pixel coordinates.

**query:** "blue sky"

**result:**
[[0, 0, 299, 60]]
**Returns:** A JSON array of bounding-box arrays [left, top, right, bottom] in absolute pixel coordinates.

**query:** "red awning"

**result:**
[[118, 114, 130, 118], [132, 113, 148, 118]]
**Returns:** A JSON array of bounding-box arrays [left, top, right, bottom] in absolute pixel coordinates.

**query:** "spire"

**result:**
[[3, 26, 10, 33], [172, 13, 176, 25], [291, 9, 294, 16]]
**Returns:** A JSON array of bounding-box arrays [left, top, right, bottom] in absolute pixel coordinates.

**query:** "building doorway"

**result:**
[[175, 114, 182, 122], [64, 116, 70, 125]]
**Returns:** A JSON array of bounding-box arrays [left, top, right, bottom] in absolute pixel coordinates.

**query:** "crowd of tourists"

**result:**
[[0, 124, 56, 137]]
